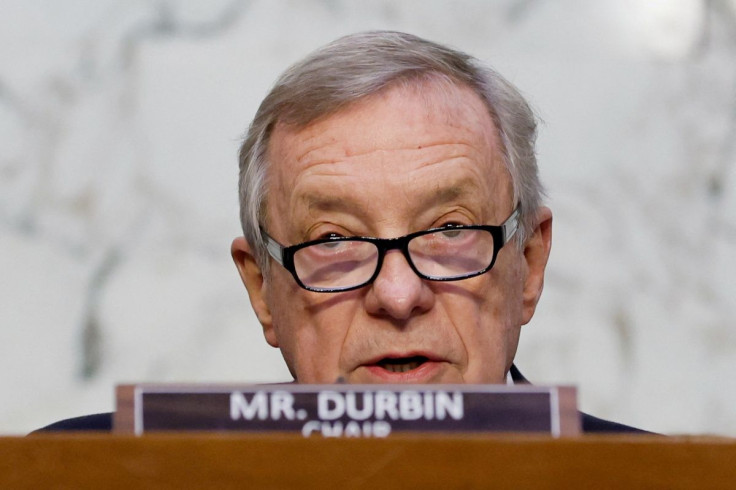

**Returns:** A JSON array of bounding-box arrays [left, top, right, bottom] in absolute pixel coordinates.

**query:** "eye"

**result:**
[[318, 239, 344, 249], [433, 223, 474, 241], [440, 228, 463, 238], [313, 233, 346, 249]]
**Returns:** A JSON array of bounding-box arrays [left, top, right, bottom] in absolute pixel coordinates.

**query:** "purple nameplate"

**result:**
[[115, 384, 579, 437]]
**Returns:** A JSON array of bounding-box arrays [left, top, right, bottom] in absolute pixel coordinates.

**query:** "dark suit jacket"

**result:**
[[34, 366, 650, 434], [508, 365, 648, 434]]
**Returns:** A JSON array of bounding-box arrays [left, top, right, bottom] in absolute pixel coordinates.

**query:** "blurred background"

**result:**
[[2, 0, 735, 435]]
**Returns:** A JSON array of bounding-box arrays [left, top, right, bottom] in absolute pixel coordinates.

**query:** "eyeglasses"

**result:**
[[262, 207, 520, 293]]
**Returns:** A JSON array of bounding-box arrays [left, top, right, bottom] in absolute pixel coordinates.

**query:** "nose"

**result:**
[[364, 249, 435, 320]]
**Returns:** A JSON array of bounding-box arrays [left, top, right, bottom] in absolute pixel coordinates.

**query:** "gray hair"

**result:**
[[238, 30, 543, 271]]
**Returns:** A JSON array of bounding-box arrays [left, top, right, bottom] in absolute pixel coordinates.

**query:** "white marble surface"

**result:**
[[2, 0, 735, 435]]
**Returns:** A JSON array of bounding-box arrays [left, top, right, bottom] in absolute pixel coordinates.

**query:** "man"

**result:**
[[38, 31, 643, 433], [231, 30, 547, 386]]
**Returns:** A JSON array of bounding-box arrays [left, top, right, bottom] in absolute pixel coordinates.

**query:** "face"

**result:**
[[232, 80, 552, 384]]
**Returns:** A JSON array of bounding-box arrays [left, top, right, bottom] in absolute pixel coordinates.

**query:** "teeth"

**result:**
[[384, 361, 421, 373]]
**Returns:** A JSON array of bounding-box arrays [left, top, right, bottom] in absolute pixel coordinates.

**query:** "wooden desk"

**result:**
[[2, 435, 735, 489]]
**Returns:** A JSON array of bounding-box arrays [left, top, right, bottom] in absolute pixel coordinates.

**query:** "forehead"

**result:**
[[264, 80, 511, 234]]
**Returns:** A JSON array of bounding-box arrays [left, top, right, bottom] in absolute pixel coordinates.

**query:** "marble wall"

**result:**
[[2, 0, 735, 435]]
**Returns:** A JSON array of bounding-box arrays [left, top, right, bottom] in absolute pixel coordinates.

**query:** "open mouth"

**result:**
[[376, 356, 429, 373]]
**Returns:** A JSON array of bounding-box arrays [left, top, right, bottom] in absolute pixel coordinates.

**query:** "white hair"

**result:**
[[238, 30, 543, 271]]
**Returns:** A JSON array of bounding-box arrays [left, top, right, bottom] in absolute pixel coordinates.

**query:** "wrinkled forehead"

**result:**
[[263, 79, 510, 227]]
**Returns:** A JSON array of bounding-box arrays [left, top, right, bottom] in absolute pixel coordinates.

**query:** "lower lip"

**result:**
[[361, 361, 446, 383]]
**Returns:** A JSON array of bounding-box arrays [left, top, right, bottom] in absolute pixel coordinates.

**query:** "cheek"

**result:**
[[483, 257, 525, 362], [453, 258, 524, 359], [467, 260, 523, 319], [266, 273, 361, 382], [263, 269, 316, 356]]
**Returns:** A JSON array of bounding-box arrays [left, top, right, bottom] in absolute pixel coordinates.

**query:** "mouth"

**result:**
[[375, 355, 429, 373], [355, 351, 447, 383]]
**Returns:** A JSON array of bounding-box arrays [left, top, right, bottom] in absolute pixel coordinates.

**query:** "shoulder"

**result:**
[[31, 412, 113, 434], [580, 412, 652, 434], [509, 365, 653, 434]]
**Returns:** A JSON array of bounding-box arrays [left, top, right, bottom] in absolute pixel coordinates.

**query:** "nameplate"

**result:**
[[114, 384, 580, 437]]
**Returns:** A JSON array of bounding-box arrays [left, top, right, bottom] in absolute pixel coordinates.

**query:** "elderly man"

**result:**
[[38, 31, 643, 433], [232, 30, 548, 387]]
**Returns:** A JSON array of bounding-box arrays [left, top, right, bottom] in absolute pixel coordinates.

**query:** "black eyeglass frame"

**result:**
[[262, 207, 520, 293]]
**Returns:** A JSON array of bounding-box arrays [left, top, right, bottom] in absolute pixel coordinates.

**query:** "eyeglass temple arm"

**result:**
[[263, 234, 285, 266], [502, 208, 520, 244]]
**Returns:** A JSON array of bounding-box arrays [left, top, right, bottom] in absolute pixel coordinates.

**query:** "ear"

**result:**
[[521, 207, 553, 325], [231, 237, 278, 347]]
